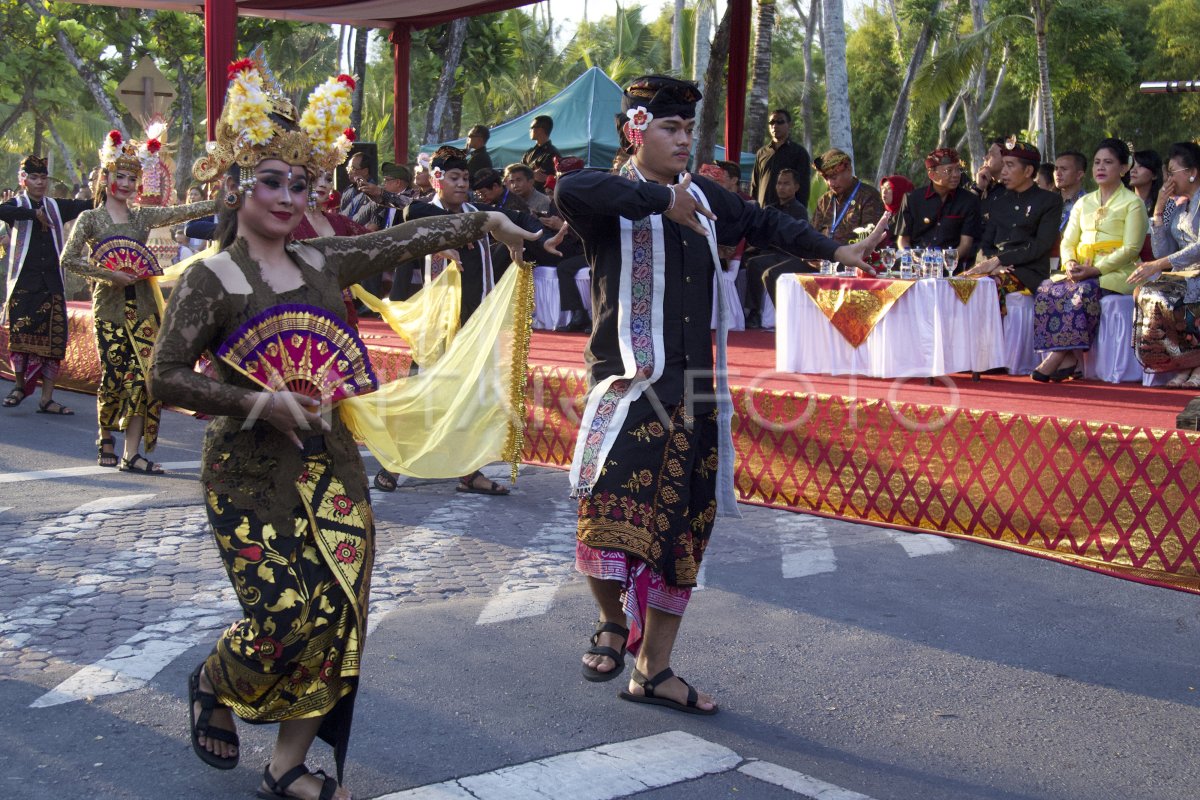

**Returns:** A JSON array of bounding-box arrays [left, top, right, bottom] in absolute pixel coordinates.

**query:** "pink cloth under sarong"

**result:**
[[576, 541, 691, 656]]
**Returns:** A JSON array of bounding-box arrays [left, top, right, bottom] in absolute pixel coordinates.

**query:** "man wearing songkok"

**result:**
[[1, 155, 92, 413], [750, 108, 811, 209], [896, 147, 982, 272], [556, 75, 884, 714], [809, 149, 886, 246], [966, 137, 1063, 294]]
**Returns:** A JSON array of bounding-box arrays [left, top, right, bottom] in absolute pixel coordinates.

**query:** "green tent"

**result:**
[[421, 67, 756, 175]]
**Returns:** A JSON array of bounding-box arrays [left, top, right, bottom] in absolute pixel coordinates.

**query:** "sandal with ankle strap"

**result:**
[[3, 387, 25, 407], [96, 436, 118, 468], [188, 663, 239, 770], [618, 666, 718, 715], [257, 763, 341, 800], [582, 620, 628, 682], [119, 453, 164, 474]]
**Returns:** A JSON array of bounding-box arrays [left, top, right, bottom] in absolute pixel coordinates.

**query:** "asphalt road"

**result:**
[[1, 382, 1197, 800]]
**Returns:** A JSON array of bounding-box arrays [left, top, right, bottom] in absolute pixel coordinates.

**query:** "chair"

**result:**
[[532, 266, 568, 330], [1080, 294, 1142, 383], [1001, 292, 1038, 375], [532, 266, 592, 331]]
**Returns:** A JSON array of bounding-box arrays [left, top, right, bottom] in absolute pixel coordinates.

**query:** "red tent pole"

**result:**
[[724, 0, 752, 161], [204, 0, 237, 141], [391, 25, 412, 163]]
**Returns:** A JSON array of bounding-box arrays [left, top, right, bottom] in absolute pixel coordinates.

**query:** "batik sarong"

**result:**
[[1033, 277, 1103, 351], [204, 453, 372, 782], [576, 400, 718, 654], [95, 296, 161, 451], [1134, 275, 1200, 373], [7, 288, 67, 395]]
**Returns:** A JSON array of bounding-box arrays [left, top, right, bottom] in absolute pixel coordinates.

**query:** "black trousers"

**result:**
[[744, 252, 817, 311]]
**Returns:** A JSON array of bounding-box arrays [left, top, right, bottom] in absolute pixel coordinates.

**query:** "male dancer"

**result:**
[[0, 155, 92, 413], [556, 75, 885, 714]]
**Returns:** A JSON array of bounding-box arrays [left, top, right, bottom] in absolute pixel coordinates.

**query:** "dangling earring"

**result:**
[[224, 191, 241, 209], [308, 190, 318, 210]]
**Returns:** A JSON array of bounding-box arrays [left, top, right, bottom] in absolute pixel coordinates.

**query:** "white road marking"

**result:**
[[780, 516, 837, 578], [0, 463, 199, 484], [374, 730, 741, 800], [739, 759, 879, 799], [31, 602, 235, 707], [367, 497, 473, 634], [475, 499, 577, 624], [0, 506, 11, 514], [885, 530, 957, 557]]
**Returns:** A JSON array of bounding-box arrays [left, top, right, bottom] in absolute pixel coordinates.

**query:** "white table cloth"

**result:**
[[775, 275, 1006, 378]]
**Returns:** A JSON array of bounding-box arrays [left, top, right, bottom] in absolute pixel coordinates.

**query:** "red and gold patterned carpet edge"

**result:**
[[7, 313, 1200, 595]]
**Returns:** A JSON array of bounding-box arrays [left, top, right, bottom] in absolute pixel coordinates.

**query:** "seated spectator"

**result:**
[[809, 149, 885, 245], [504, 162, 551, 215], [1129, 149, 1163, 216], [472, 168, 530, 214], [896, 147, 981, 271], [964, 137, 1063, 303], [1029, 138, 1147, 382], [1036, 162, 1056, 191], [878, 175, 913, 248], [1053, 150, 1088, 234], [745, 168, 819, 325], [1128, 141, 1200, 386]]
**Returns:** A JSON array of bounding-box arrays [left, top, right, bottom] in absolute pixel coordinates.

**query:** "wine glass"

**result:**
[[881, 247, 897, 276]]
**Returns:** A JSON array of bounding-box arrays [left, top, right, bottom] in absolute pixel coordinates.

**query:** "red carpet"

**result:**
[[360, 320, 1190, 432]]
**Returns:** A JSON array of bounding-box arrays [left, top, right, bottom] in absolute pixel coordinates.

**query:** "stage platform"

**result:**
[[7, 303, 1200, 596]]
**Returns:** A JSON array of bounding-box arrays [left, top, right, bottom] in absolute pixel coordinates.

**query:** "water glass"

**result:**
[[943, 248, 958, 276], [881, 248, 897, 275], [819, 259, 836, 276]]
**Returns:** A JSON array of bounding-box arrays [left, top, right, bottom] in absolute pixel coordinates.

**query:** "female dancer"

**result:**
[[61, 130, 215, 471], [150, 60, 536, 800]]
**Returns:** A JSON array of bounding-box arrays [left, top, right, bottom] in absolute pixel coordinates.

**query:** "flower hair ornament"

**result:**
[[192, 45, 355, 205], [95, 129, 149, 197], [624, 106, 653, 150], [430, 166, 445, 190]]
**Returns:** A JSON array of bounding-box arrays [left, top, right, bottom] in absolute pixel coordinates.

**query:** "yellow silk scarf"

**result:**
[[340, 262, 534, 483], [350, 268, 461, 367]]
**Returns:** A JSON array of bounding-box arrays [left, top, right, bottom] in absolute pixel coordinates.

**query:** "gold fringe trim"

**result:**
[[501, 261, 535, 484]]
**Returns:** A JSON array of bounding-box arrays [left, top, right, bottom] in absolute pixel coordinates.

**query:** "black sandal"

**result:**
[[37, 399, 74, 415], [3, 388, 24, 407], [582, 620, 628, 682], [373, 468, 398, 492], [257, 763, 341, 800], [456, 469, 509, 495], [617, 666, 718, 715], [188, 663, 240, 770], [96, 436, 118, 468], [119, 453, 164, 474]]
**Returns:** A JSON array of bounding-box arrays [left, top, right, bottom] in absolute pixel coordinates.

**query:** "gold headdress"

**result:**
[[192, 47, 355, 191], [98, 130, 145, 176]]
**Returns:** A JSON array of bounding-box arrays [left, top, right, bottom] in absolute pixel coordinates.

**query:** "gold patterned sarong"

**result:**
[[204, 453, 371, 777], [95, 296, 161, 451], [796, 275, 914, 347]]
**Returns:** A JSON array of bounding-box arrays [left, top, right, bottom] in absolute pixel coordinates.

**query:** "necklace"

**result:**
[[1093, 187, 1116, 224]]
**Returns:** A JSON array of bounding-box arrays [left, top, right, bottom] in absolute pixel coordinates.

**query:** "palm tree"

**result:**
[[745, 0, 777, 153], [822, 0, 854, 160]]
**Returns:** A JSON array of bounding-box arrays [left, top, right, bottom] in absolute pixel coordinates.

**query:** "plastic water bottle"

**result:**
[[899, 249, 914, 279]]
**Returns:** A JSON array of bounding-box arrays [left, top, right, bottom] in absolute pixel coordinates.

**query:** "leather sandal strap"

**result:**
[[269, 763, 310, 794], [585, 645, 623, 663], [203, 725, 238, 745], [314, 770, 339, 800], [591, 621, 629, 645], [643, 667, 675, 694]]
